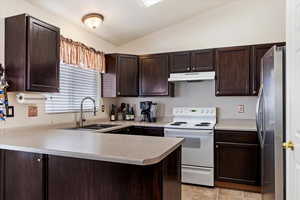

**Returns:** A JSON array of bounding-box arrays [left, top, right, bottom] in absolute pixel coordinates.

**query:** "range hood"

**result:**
[[168, 71, 215, 82]]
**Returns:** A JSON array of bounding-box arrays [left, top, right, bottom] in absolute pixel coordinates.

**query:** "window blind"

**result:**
[[45, 63, 100, 113]]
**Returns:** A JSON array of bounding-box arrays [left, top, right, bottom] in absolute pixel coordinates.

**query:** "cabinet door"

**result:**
[[191, 49, 214, 72], [27, 17, 60, 92], [131, 126, 164, 137], [4, 150, 45, 200], [169, 52, 191, 73], [140, 54, 172, 96], [117, 55, 139, 96], [215, 143, 260, 185], [251, 43, 285, 95], [216, 46, 250, 96], [48, 155, 91, 200]]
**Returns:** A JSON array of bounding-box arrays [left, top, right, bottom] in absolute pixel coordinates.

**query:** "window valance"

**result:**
[[60, 36, 105, 73]]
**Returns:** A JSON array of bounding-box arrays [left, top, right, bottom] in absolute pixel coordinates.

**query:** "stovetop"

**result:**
[[165, 121, 215, 130], [165, 107, 217, 130]]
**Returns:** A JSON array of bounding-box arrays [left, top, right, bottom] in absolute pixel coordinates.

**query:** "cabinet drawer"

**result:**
[[215, 130, 258, 144]]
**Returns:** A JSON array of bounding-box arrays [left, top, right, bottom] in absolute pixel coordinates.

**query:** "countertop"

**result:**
[[215, 119, 257, 132], [0, 125, 183, 166]]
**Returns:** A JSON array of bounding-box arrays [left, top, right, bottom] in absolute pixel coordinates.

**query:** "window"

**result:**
[[45, 63, 100, 113]]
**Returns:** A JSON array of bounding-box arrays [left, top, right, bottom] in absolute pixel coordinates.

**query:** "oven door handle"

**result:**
[[166, 134, 205, 139]]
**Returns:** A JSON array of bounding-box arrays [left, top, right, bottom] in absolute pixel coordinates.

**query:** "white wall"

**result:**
[[116, 0, 286, 120], [117, 0, 285, 54], [0, 0, 117, 128], [118, 82, 257, 120]]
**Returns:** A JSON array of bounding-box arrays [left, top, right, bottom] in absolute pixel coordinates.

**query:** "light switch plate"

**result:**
[[28, 106, 38, 117], [237, 105, 245, 113]]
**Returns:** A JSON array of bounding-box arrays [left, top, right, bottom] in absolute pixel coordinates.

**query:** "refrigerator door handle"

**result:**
[[256, 86, 263, 147]]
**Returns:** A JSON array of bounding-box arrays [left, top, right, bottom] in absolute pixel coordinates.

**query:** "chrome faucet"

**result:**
[[80, 97, 97, 128]]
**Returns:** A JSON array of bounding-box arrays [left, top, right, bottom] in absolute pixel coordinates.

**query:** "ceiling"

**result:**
[[27, 0, 238, 46]]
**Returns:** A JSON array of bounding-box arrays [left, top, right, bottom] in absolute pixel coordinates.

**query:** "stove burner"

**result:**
[[195, 122, 211, 127], [170, 122, 187, 126]]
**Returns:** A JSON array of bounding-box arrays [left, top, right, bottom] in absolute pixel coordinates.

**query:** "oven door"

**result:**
[[164, 128, 214, 167]]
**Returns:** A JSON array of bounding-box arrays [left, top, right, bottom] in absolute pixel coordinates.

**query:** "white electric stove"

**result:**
[[164, 107, 217, 187]]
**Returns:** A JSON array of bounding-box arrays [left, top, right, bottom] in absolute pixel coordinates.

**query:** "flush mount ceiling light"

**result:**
[[141, 0, 163, 7], [81, 13, 104, 29]]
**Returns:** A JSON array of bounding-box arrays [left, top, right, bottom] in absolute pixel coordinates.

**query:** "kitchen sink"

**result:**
[[63, 124, 120, 131]]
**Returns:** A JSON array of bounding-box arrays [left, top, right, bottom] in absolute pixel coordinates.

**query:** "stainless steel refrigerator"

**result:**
[[256, 46, 285, 200]]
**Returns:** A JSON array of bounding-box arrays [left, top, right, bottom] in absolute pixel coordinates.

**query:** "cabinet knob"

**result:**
[[192, 67, 196, 71], [187, 67, 190, 71], [253, 90, 257, 94], [37, 158, 41, 162], [216, 90, 220, 94], [117, 92, 121, 95], [216, 145, 219, 148]]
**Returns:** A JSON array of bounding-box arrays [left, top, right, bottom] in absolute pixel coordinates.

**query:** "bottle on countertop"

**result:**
[[125, 104, 130, 121], [130, 106, 135, 121], [110, 104, 116, 121]]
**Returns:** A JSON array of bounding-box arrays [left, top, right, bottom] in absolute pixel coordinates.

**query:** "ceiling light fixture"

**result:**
[[141, 0, 163, 7], [81, 13, 104, 29]]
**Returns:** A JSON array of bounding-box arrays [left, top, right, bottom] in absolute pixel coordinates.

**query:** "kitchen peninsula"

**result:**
[[0, 127, 183, 200]]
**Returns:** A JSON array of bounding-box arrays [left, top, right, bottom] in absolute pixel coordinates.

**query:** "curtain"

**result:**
[[60, 36, 106, 73]]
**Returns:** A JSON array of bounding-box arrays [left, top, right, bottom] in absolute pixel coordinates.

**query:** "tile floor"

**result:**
[[182, 184, 262, 200]]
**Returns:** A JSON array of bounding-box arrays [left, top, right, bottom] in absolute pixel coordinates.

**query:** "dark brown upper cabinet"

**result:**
[[4, 150, 46, 200], [250, 42, 285, 95], [5, 14, 60, 92], [169, 49, 214, 73], [169, 51, 191, 73], [215, 46, 251, 96], [191, 49, 214, 72], [102, 54, 139, 97], [139, 54, 174, 97]]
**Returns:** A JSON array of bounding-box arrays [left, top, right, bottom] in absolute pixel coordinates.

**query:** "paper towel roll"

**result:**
[[16, 93, 47, 104]]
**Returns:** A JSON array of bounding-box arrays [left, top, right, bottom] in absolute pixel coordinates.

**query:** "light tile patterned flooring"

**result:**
[[182, 184, 262, 200]]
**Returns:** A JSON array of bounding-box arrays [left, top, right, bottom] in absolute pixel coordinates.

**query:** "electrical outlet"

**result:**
[[101, 104, 105, 112], [237, 105, 245, 113], [28, 106, 38, 117]]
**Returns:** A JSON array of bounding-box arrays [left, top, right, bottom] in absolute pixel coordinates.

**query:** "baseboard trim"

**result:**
[[215, 181, 262, 193]]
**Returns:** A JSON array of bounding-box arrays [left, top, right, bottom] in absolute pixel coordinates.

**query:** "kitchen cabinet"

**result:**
[[47, 148, 181, 200], [214, 130, 260, 186], [169, 51, 191, 73], [107, 126, 164, 137], [250, 42, 285, 95], [4, 150, 46, 200], [191, 49, 214, 72], [5, 14, 60, 92], [139, 54, 174, 96], [130, 126, 164, 137], [215, 46, 251, 96], [102, 54, 139, 97], [169, 49, 214, 73]]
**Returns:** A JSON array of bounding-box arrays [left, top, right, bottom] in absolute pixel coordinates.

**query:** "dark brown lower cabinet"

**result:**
[[3, 150, 46, 200], [107, 126, 164, 137], [48, 147, 181, 200], [0, 147, 181, 200], [215, 130, 260, 186]]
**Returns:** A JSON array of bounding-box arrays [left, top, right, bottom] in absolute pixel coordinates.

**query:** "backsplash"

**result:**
[[0, 92, 117, 129], [116, 81, 258, 120]]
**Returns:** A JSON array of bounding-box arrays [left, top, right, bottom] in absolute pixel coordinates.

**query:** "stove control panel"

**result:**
[[173, 107, 216, 116]]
